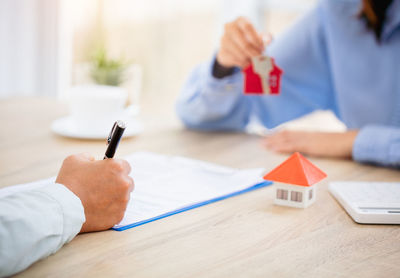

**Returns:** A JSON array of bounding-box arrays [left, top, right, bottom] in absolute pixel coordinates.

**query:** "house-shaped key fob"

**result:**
[[243, 57, 283, 95]]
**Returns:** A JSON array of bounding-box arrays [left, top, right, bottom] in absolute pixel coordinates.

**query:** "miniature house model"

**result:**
[[263, 152, 327, 208]]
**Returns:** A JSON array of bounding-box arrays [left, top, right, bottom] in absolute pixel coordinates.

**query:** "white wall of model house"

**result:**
[[274, 182, 316, 208]]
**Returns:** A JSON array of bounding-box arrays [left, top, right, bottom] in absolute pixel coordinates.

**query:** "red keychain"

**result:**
[[243, 56, 283, 95]]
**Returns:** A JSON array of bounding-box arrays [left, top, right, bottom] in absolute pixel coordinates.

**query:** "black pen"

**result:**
[[104, 120, 126, 159]]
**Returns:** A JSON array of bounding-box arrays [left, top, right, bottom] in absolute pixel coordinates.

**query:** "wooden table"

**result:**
[[1, 98, 400, 278]]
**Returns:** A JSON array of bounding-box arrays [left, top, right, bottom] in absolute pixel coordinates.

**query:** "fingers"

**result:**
[[64, 153, 95, 164], [125, 175, 135, 192], [217, 17, 264, 68], [237, 17, 264, 52], [120, 159, 132, 175], [263, 130, 307, 154], [262, 130, 355, 158], [119, 175, 134, 204], [79, 153, 96, 161], [220, 36, 250, 67], [112, 159, 132, 175], [230, 22, 262, 58], [264, 139, 296, 154]]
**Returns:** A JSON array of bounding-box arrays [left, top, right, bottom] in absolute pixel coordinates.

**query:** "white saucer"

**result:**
[[51, 116, 143, 140]]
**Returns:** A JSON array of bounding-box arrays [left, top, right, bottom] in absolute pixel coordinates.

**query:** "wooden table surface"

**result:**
[[1, 97, 400, 278]]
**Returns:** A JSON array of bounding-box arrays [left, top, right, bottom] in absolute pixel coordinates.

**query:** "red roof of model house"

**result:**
[[263, 152, 327, 187]]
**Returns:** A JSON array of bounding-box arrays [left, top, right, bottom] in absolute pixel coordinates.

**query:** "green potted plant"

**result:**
[[87, 46, 141, 115], [89, 46, 130, 86]]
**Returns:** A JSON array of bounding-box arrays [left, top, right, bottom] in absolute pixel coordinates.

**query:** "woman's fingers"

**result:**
[[221, 35, 251, 67], [263, 130, 359, 158], [237, 17, 264, 52], [217, 17, 264, 68], [263, 131, 298, 153], [230, 21, 262, 57]]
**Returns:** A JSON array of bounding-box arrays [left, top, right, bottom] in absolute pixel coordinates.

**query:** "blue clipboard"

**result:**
[[113, 180, 272, 231]]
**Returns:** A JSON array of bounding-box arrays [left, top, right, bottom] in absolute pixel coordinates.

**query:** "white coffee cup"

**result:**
[[69, 85, 128, 134]]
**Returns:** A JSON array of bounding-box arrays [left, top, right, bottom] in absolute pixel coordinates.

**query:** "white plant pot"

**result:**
[[72, 63, 142, 116]]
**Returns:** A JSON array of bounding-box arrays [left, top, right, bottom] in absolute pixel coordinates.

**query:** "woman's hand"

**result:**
[[217, 17, 267, 69], [262, 130, 359, 158]]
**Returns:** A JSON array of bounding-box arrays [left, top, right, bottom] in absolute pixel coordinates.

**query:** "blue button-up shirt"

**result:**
[[176, 0, 400, 167]]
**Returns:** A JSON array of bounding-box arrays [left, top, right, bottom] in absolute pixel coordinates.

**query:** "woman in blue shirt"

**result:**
[[176, 0, 400, 167]]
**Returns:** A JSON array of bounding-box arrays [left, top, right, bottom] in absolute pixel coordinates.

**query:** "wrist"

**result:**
[[345, 130, 359, 158], [212, 57, 235, 79]]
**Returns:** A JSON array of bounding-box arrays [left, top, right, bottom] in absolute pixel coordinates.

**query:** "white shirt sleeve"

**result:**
[[0, 182, 85, 277]]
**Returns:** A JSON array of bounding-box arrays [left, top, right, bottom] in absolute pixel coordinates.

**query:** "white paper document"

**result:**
[[0, 152, 268, 231]]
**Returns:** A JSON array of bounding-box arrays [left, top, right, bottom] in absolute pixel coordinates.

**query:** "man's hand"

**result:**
[[217, 17, 267, 69], [262, 130, 359, 158], [56, 153, 134, 233]]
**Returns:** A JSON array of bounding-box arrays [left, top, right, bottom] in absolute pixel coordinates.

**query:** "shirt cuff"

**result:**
[[35, 183, 85, 243], [203, 56, 243, 95], [212, 57, 236, 79], [197, 57, 245, 124], [352, 125, 399, 166]]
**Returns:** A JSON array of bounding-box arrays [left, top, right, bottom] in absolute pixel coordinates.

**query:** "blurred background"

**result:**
[[0, 0, 314, 97], [1, 0, 344, 131]]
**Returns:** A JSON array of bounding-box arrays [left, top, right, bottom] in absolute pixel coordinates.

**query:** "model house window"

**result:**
[[277, 189, 288, 200], [291, 191, 302, 202], [309, 189, 313, 200]]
